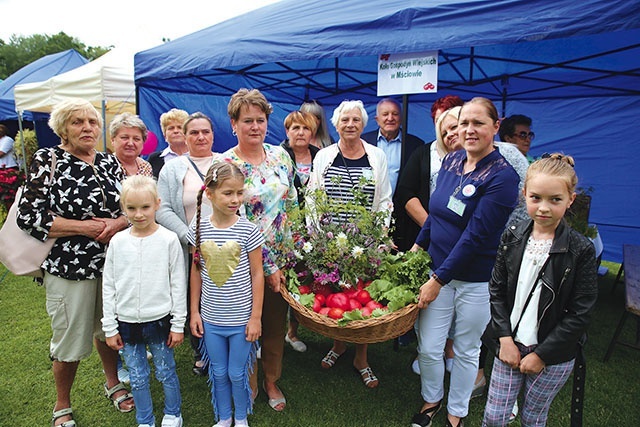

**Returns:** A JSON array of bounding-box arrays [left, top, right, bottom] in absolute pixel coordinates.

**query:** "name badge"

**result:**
[[362, 168, 374, 181], [447, 196, 466, 216], [462, 184, 476, 197]]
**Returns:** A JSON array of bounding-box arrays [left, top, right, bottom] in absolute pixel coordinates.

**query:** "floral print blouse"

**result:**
[[219, 144, 298, 276], [17, 147, 124, 280]]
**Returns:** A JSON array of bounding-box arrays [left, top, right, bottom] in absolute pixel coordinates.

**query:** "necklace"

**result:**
[[452, 162, 473, 197]]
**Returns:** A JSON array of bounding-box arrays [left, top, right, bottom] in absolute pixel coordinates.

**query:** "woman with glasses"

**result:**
[[498, 114, 536, 163]]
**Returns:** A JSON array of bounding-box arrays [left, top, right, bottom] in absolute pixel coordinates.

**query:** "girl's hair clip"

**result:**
[[201, 185, 206, 191], [211, 168, 218, 183]]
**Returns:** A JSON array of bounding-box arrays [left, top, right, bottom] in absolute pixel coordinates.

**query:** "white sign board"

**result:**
[[377, 51, 438, 96]]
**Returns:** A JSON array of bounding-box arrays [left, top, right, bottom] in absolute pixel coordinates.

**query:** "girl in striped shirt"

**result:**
[[188, 161, 264, 427]]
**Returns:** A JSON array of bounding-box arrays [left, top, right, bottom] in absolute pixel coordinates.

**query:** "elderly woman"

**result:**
[[148, 108, 190, 178], [280, 110, 320, 352], [217, 88, 297, 412], [16, 98, 133, 427], [300, 100, 334, 148], [410, 98, 519, 427], [307, 100, 392, 388], [110, 112, 153, 177], [157, 111, 217, 376]]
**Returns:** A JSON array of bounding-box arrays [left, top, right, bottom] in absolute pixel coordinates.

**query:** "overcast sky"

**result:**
[[0, 0, 281, 52]]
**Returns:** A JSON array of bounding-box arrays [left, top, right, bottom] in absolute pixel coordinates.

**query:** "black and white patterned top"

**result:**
[[17, 146, 124, 280]]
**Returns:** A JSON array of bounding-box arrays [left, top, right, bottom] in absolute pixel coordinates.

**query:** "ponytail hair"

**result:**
[[192, 160, 246, 270], [525, 152, 578, 194]]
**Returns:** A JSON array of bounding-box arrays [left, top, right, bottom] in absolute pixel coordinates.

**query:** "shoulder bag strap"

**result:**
[[511, 256, 551, 338], [186, 156, 205, 182]]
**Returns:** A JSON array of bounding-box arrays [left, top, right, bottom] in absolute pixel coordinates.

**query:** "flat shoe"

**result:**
[[263, 381, 286, 412], [445, 417, 465, 427], [411, 401, 441, 427], [285, 334, 307, 352], [354, 366, 379, 388], [321, 349, 343, 369]]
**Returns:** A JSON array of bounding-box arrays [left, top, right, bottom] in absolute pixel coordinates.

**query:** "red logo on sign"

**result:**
[[423, 82, 435, 90], [380, 54, 391, 61]]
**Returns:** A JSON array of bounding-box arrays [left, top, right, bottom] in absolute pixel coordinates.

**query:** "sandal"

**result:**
[[103, 382, 135, 413], [411, 401, 442, 427], [321, 349, 343, 369], [51, 408, 76, 427], [262, 381, 286, 412], [354, 366, 379, 388]]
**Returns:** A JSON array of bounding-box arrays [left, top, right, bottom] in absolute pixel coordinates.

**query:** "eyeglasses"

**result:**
[[514, 131, 535, 140]]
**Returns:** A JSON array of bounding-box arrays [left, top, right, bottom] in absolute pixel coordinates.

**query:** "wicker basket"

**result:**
[[280, 288, 419, 344]]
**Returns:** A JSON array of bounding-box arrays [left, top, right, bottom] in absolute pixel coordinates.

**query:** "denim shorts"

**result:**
[[118, 315, 171, 345]]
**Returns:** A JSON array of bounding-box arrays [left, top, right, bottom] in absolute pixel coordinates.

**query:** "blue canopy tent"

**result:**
[[0, 49, 88, 148], [134, 0, 640, 261]]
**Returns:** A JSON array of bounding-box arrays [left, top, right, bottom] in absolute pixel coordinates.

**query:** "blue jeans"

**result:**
[[416, 279, 490, 418], [202, 322, 254, 422], [120, 319, 182, 426]]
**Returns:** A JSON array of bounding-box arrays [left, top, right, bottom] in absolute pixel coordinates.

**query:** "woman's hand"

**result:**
[[106, 334, 123, 351], [520, 352, 545, 375], [94, 216, 128, 244], [498, 336, 521, 369], [266, 269, 285, 293], [166, 332, 184, 349], [245, 317, 262, 342], [190, 312, 204, 338], [417, 277, 442, 308]]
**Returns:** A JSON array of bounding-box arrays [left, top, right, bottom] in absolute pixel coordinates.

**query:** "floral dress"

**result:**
[[219, 144, 297, 276], [17, 147, 124, 280]]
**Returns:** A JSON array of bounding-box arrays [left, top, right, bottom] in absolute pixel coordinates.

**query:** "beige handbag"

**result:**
[[0, 150, 57, 278]]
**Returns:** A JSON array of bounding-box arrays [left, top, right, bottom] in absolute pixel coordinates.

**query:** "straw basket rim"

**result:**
[[280, 287, 419, 344]]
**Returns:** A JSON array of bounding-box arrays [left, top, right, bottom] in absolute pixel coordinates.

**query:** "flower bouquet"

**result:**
[[283, 186, 432, 343]]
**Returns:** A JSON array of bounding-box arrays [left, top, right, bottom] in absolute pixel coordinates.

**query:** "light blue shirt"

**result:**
[[376, 130, 402, 193]]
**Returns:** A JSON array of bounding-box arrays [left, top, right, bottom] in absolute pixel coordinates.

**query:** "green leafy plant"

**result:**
[[566, 186, 598, 239], [13, 128, 39, 169]]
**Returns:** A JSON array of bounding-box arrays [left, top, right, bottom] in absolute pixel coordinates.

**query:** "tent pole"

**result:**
[[17, 110, 28, 172], [102, 100, 107, 152], [401, 94, 409, 166]]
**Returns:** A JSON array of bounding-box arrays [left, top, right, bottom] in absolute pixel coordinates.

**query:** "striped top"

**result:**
[[188, 216, 264, 326], [324, 153, 375, 224]]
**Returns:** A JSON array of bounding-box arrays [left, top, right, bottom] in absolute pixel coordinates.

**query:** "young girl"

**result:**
[[102, 175, 187, 427], [188, 161, 264, 427], [482, 154, 598, 426]]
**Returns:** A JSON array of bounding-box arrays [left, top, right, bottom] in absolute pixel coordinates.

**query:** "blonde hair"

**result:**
[[193, 161, 246, 270], [120, 175, 158, 208], [435, 106, 462, 157], [525, 153, 578, 194], [109, 112, 148, 141], [48, 98, 103, 142], [300, 100, 332, 147], [284, 111, 318, 134], [159, 108, 189, 136], [227, 88, 273, 121]]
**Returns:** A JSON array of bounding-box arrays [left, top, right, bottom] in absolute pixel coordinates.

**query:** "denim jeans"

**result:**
[[120, 320, 182, 426], [202, 322, 254, 422], [416, 279, 490, 418]]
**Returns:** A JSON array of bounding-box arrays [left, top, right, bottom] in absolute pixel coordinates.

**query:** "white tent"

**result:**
[[14, 48, 136, 151]]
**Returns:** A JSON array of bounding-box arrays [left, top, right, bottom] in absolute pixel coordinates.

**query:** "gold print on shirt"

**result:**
[[201, 240, 241, 287]]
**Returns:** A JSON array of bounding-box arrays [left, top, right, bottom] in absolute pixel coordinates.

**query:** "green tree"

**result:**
[[0, 32, 111, 79]]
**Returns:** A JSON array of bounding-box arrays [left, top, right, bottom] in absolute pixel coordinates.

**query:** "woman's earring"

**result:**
[[232, 129, 237, 136]]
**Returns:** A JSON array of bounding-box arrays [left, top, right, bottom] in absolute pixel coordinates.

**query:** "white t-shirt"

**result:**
[[0, 135, 17, 168]]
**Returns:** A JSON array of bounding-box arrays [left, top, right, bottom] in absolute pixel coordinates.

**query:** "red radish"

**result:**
[[313, 299, 323, 313], [319, 307, 331, 316], [348, 299, 363, 311], [326, 292, 350, 311], [314, 294, 326, 306], [361, 306, 373, 317], [298, 285, 312, 295], [343, 287, 358, 297], [312, 283, 333, 297], [356, 278, 365, 290], [355, 289, 372, 305], [366, 300, 383, 311], [327, 307, 345, 319]]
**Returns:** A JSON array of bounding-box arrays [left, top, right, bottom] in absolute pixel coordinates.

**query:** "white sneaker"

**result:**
[[508, 400, 519, 424], [285, 334, 307, 352], [411, 358, 420, 375], [161, 414, 183, 427], [117, 367, 130, 384], [234, 418, 249, 427], [212, 418, 232, 427], [138, 424, 155, 427]]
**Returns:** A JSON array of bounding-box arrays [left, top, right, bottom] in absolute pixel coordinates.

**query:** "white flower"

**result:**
[[302, 242, 314, 253], [352, 246, 364, 258], [336, 232, 348, 248], [293, 250, 303, 260]]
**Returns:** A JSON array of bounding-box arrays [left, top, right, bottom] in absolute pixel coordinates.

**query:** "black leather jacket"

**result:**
[[482, 219, 598, 365]]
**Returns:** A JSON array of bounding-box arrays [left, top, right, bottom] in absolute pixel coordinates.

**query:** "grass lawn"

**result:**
[[0, 261, 638, 426]]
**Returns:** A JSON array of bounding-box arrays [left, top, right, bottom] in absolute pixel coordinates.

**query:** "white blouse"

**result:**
[[510, 236, 552, 346]]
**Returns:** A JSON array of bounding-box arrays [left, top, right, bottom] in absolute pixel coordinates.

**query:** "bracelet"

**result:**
[[431, 272, 446, 286]]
